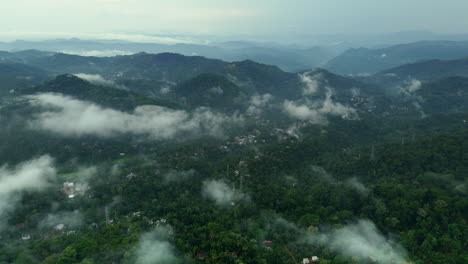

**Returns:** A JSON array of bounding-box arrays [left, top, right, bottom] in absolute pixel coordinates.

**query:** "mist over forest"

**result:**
[[0, 1, 467, 264]]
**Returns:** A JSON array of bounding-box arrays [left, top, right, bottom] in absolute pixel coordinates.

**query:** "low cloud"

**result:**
[[350, 88, 361, 97], [311, 166, 370, 195], [73, 73, 126, 89], [0, 156, 56, 230], [285, 123, 301, 139], [320, 88, 358, 118], [272, 215, 304, 234], [27, 93, 242, 140], [64, 165, 98, 183], [246, 93, 273, 115], [0, 31, 195, 45], [0, 156, 55, 194], [264, 214, 409, 264], [202, 179, 248, 206], [345, 177, 370, 195], [283, 88, 358, 124], [110, 163, 123, 176], [283, 100, 326, 123], [135, 226, 180, 264], [40, 211, 84, 230], [400, 79, 422, 95], [164, 169, 195, 183], [398, 79, 427, 118], [300, 72, 323, 96], [412, 101, 428, 119], [60, 166, 97, 198], [307, 219, 409, 264], [209, 86, 223, 95], [61, 50, 134, 57], [310, 165, 335, 181]]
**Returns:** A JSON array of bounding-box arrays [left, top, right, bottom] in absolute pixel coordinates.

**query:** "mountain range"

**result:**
[[325, 40, 468, 74], [3, 39, 468, 74], [0, 43, 467, 264]]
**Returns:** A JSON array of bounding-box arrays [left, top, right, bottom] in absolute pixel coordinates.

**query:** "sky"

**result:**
[[1, 0, 468, 43]]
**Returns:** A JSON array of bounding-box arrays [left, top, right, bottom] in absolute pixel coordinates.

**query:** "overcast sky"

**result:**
[[1, 0, 467, 43]]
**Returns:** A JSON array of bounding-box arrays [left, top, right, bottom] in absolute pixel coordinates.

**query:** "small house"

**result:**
[[262, 240, 272, 249], [54, 224, 66, 232], [303, 256, 319, 263], [197, 253, 208, 260]]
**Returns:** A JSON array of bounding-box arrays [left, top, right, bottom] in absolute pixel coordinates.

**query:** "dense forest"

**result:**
[[0, 49, 466, 264]]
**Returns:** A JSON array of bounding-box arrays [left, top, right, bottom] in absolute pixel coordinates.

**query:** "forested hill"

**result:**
[[18, 74, 179, 111], [0, 62, 49, 94], [0, 48, 467, 264], [325, 40, 468, 74], [380, 57, 468, 81]]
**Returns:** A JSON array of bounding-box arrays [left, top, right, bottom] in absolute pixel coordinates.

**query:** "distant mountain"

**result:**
[[416, 76, 468, 114], [2, 51, 465, 138], [25, 52, 227, 81], [20, 74, 178, 110], [220, 45, 336, 72], [108, 53, 301, 98], [28, 53, 108, 74], [293, 68, 391, 115], [303, 68, 380, 96], [0, 39, 342, 72], [0, 49, 54, 64], [325, 41, 468, 74], [380, 57, 468, 81], [114, 79, 172, 98], [19, 52, 304, 99], [3, 49, 465, 124], [1, 39, 468, 264], [220, 59, 301, 97], [0, 62, 49, 94], [1, 50, 374, 101], [174, 73, 244, 110], [300, 67, 468, 121], [109, 52, 226, 81]]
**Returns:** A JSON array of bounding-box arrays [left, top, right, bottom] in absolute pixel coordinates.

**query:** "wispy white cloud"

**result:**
[[289, 71, 358, 124], [0, 156, 56, 230], [202, 179, 248, 206], [0, 156, 55, 194], [135, 226, 180, 264], [164, 169, 195, 183], [320, 88, 358, 118], [266, 213, 410, 264], [27, 93, 242, 139], [300, 72, 323, 96], [73, 73, 126, 89], [306, 219, 409, 264], [283, 100, 326, 123], [246, 93, 273, 115], [311, 166, 370, 195], [0, 31, 196, 44], [283, 88, 358, 124], [40, 211, 84, 230], [398, 79, 427, 118], [404, 79, 422, 94], [345, 177, 370, 195], [398, 79, 422, 97], [62, 50, 134, 57]]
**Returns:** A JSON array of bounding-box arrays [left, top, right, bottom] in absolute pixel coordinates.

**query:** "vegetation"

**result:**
[[0, 50, 466, 264]]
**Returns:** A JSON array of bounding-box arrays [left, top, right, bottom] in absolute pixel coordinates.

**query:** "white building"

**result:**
[[54, 224, 66, 232]]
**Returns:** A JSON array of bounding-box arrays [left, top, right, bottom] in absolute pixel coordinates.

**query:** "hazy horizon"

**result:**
[[2, 0, 468, 45]]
